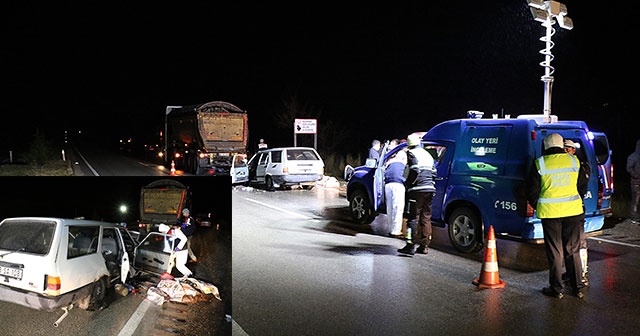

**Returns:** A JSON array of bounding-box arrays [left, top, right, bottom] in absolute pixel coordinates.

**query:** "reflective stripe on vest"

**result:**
[[408, 147, 433, 170], [535, 153, 583, 218]]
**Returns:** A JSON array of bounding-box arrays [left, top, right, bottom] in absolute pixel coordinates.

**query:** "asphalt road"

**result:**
[[231, 182, 640, 336]]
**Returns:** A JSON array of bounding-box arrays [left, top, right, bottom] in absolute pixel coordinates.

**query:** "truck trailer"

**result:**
[[163, 101, 249, 181], [137, 179, 191, 233]]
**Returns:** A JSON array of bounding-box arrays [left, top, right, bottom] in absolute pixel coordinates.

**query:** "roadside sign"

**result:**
[[294, 119, 317, 134]]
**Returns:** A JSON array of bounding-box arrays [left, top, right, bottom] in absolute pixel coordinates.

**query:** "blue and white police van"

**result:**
[[346, 113, 614, 253]]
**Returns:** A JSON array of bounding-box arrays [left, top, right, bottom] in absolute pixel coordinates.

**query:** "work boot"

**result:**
[[415, 245, 428, 255], [581, 273, 589, 287], [542, 287, 564, 299], [397, 243, 416, 255]]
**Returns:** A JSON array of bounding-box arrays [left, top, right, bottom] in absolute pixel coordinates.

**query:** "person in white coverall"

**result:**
[[384, 146, 407, 237], [159, 223, 192, 278]]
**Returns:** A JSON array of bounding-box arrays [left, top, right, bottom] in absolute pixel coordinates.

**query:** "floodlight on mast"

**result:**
[[526, 0, 573, 122]]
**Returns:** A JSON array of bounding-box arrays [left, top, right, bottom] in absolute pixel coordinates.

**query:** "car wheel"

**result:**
[[265, 176, 275, 191], [448, 207, 484, 254], [86, 277, 107, 311], [349, 189, 374, 224]]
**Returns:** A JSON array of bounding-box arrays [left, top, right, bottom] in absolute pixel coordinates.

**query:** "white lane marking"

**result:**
[[117, 299, 151, 336], [73, 145, 100, 176], [243, 198, 313, 220], [588, 236, 640, 248]]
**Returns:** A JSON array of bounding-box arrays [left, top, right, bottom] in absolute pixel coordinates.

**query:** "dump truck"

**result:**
[[137, 179, 191, 233], [163, 101, 249, 180]]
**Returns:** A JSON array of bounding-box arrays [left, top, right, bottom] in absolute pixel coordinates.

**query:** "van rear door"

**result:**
[[423, 141, 454, 226], [592, 132, 614, 214]]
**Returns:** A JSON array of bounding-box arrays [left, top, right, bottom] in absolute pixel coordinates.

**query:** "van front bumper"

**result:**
[[0, 283, 91, 312]]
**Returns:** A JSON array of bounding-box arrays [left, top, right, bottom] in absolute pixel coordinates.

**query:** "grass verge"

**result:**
[[0, 160, 73, 176]]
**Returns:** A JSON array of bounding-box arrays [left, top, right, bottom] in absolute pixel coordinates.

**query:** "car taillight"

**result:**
[[597, 181, 604, 210], [526, 202, 535, 217], [610, 164, 614, 190], [46, 275, 61, 295], [283, 166, 288, 174]]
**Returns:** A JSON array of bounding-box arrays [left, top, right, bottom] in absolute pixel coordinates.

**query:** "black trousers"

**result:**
[[541, 214, 585, 292], [406, 191, 434, 247]]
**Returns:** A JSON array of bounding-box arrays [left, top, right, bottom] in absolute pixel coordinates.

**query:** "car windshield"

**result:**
[[0, 220, 56, 255]]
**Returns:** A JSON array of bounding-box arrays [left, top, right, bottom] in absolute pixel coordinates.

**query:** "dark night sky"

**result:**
[[1, 2, 635, 163]]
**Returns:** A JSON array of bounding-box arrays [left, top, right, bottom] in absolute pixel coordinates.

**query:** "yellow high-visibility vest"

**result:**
[[535, 153, 583, 218]]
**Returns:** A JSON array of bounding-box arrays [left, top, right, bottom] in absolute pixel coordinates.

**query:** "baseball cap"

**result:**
[[564, 139, 579, 149]]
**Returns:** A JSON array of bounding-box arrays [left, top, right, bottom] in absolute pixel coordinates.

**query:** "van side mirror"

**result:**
[[365, 158, 377, 168]]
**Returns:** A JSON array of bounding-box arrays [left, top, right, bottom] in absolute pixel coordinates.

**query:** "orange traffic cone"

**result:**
[[170, 160, 176, 176], [472, 225, 506, 289]]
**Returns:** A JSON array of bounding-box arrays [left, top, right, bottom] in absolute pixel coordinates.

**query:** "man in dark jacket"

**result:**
[[177, 208, 197, 262], [626, 139, 640, 224], [527, 133, 589, 299], [397, 133, 437, 256]]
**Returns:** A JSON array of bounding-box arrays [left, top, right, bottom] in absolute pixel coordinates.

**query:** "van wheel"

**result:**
[[448, 207, 484, 254], [86, 278, 107, 311], [265, 176, 275, 191], [349, 189, 374, 224]]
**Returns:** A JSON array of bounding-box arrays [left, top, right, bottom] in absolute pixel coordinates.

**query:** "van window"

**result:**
[[139, 232, 174, 253], [258, 153, 269, 165], [565, 139, 588, 164], [593, 136, 610, 165], [234, 154, 247, 167], [425, 145, 447, 168], [68, 226, 99, 259], [453, 125, 511, 175], [0, 220, 55, 255], [271, 150, 283, 163], [287, 149, 319, 161]]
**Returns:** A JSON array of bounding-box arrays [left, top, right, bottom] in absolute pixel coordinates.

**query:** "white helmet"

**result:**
[[407, 133, 422, 147], [182, 208, 190, 215]]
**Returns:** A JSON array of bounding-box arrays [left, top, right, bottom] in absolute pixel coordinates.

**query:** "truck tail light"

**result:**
[[46, 275, 61, 296], [526, 202, 535, 217]]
